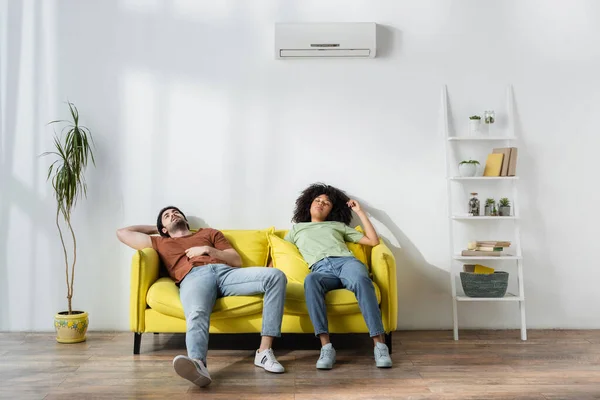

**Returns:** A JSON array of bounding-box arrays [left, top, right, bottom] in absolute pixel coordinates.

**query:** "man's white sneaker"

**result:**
[[173, 355, 212, 387], [374, 342, 392, 368], [316, 343, 336, 370], [254, 348, 285, 373]]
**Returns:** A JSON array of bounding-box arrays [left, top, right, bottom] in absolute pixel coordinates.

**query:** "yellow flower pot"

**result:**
[[54, 311, 89, 343]]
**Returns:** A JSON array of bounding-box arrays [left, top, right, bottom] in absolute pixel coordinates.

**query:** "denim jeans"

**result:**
[[179, 264, 287, 363], [304, 256, 384, 337]]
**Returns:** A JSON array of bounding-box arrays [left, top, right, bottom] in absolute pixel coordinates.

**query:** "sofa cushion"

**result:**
[[345, 225, 369, 271], [268, 233, 310, 283], [147, 277, 264, 320], [284, 281, 381, 315], [221, 228, 271, 267]]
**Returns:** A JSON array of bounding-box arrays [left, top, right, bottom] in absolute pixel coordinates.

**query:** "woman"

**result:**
[[285, 183, 392, 369]]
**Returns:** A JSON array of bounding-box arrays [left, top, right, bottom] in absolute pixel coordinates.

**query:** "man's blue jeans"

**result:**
[[179, 264, 287, 364], [304, 256, 384, 337]]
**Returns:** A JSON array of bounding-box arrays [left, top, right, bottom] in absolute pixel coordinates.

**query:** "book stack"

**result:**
[[461, 241, 511, 257], [483, 147, 518, 176]]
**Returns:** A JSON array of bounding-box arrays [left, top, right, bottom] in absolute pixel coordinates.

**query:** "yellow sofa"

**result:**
[[130, 228, 398, 354]]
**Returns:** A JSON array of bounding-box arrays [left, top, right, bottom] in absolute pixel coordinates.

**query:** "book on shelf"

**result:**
[[491, 147, 518, 176], [483, 153, 504, 176], [507, 147, 518, 176], [463, 264, 495, 274], [492, 147, 511, 176], [476, 241, 511, 247], [461, 250, 507, 257], [475, 246, 504, 251]]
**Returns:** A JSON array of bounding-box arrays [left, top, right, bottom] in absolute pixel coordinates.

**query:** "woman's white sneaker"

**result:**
[[254, 348, 285, 373], [172, 355, 212, 387], [374, 342, 393, 368], [316, 343, 336, 370]]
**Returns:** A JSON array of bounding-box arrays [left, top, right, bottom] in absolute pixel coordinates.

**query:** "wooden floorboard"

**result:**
[[1, 330, 600, 399]]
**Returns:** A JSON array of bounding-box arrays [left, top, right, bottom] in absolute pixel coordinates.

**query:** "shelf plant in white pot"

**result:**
[[498, 197, 511, 216], [468, 115, 481, 135], [42, 102, 95, 343], [458, 159, 479, 177]]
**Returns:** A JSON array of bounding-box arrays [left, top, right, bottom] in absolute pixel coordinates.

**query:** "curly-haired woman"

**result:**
[[285, 183, 392, 369]]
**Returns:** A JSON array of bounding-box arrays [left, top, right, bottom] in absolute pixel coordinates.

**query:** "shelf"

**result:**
[[443, 84, 527, 341], [456, 293, 522, 302], [449, 176, 518, 180], [454, 255, 522, 261], [452, 216, 518, 220], [448, 136, 517, 141]]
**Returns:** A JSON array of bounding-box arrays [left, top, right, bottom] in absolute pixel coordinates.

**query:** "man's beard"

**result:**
[[170, 219, 188, 232]]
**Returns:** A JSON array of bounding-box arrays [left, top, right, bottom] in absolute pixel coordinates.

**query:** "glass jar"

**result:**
[[468, 192, 480, 216], [484, 110, 495, 124]]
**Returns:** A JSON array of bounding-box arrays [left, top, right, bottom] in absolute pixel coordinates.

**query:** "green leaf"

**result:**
[[42, 101, 96, 222], [47, 119, 67, 125]]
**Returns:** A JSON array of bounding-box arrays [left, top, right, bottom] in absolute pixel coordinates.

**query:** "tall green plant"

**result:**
[[42, 102, 95, 314]]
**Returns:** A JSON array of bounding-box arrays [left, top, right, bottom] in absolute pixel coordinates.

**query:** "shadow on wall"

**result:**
[[350, 195, 451, 330], [511, 91, 561, 324], [0, 0, 25, 331], [376, 24, 400, 59], [1, 0, 132, 330], [0, 0, 70, 329], [186, 216, 209, 230], [1, 0, 26, 329]]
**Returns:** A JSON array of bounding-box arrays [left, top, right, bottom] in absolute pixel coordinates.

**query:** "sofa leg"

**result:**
[[385, 332, 392, 354], [134, 333, 142, 355]]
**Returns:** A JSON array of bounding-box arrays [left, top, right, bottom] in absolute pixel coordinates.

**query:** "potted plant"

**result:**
[[42, 102, 95, 343], [498, 197, 511, 216], [458, 159, 479, 177], [469, 115, 481, 135], [484, 198, 495, 216]]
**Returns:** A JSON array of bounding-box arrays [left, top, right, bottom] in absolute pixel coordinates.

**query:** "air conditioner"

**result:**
[[275, 22, 376, 59]]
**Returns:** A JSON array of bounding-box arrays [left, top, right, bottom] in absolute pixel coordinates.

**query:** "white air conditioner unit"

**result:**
[[275, 22, 376, 59]]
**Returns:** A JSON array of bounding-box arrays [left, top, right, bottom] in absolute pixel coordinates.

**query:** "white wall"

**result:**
[[1, 0, 599, 331]]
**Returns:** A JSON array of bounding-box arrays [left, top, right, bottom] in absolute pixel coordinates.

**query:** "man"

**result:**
[[116, 206, 287, 387]]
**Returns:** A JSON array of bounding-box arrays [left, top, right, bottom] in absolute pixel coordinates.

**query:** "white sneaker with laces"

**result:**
[[374, 342, 392, 368], [316, 343, 336, 370], [172, 355, 212, 387], [254, 348, 285, 373]]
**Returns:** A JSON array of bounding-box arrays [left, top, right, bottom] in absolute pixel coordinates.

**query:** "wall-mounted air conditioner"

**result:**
[[275, 22, 376, 59]]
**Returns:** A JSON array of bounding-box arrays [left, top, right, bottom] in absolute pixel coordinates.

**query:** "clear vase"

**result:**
[[468, 193, 480, 216]]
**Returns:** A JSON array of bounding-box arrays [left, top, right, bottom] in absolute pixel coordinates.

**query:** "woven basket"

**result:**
[[460, 271, 509, 298]]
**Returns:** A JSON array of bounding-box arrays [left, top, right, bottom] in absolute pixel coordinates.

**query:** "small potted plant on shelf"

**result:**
[[458, 159, 479, 177], [498, 197, 511, 216], [484, 198, 495, 216], [469, 115, 481, 135]]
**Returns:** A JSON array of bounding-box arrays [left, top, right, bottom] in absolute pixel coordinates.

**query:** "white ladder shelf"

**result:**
[[442, 85, 527, 341]]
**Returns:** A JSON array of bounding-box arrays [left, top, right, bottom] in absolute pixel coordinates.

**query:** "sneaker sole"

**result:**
[[376, 362, 393, 368], [173, 356, 212, 387], [254, 362, 285, 374], [316, 360, 335, 370]]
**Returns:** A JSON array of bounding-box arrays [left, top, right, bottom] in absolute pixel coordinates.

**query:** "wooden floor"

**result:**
[[1, 330, 600, 399]]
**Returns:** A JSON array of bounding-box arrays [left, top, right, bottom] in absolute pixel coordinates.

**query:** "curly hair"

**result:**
[[156, 205, 190, 237], [292, 183, 352, 225]]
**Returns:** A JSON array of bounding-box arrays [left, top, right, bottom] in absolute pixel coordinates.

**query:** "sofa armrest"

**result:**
[[130, 247, 160, 333], [370, 240, 398, 332]]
